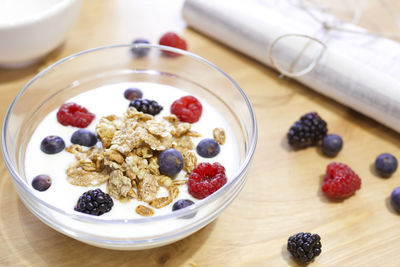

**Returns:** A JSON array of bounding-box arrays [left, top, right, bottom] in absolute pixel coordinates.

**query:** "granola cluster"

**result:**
[[66, 107, 201, 216]]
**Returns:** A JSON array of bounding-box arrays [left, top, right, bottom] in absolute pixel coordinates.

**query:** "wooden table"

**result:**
[[1, 1, 400, 266]]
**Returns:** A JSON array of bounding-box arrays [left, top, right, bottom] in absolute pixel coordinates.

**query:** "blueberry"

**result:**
[[321, 134, 343, 157], [158, 148, 183, 177], [131, 38, 150, 57], [40, 135, 65, 154], [196, 138, 220, 158], [390, 186, 400, 213], [32, 175, 52, 191], [124, 88, 143, 101], [172, 199, 194, 211], [71, 129, 97, 147], [375, 153, 398, 178]]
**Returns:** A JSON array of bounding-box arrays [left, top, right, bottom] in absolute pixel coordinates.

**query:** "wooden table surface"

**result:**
[[1, 1, 400, 266]]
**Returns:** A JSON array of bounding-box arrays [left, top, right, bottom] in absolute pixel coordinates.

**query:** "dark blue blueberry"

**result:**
[[321, 134, 343, 157], [158, 148, 183, 177], [131, 38, 150, 57], [124, 88, 143, 101], [375, 153, 398, 178], [390, 186, 400, 213], [40, 135, 65, 154], [196, 138, 220, 158], [172, 199, 194, 211], [71, 129, 98, 147], [32, 174, 52, 191]]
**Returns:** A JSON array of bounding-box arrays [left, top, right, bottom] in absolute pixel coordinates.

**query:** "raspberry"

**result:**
[[321, 162, 361, 198], [159, 32, 187, 56], [56, 102, 95, 128], [171, 95, 202, 123], [188, 162, 227, 199]]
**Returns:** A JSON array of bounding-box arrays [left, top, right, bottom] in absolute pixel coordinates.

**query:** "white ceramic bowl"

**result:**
[[0, 0, 81, 67]]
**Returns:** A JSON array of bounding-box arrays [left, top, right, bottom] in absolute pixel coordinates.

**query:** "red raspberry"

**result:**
[[56, 102, 95, 128], [188, 162, 227, 199], [321, 162, 361, 198], [170, 95, 202, 123], [159, 32, 187, 56]]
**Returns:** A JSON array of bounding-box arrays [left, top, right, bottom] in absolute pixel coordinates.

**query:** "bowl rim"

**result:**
[[1, 43, 258, 224], [0, 0, 79, 29]]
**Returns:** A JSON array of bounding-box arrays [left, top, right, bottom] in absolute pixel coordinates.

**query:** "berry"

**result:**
[[57, 102, 95, 128], [158, 148, 183, 177], [321, 162, 361, 198], [159, 32, 187, 56], [40, 135, 65, 154], [172, 199, 195, 211], [124, 88, 143, 101], [75, 188, 113, 216], [287, 112, 328, 149], [32, 175, 52, 191], [129, 98, 163, 115], [196, 138, 220, 158], [322, 134, 343, 157], [170, 95, 202, 123], [375, 153, 398, 178], [287, 232, 322, 263], [71, 129, 97, 147], [131, 38, 150, 57], [188, 162, 227, 199], [390, 186, 400, 213]]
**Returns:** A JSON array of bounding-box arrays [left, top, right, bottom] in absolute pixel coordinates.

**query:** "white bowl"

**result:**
[[0, 0, 81, 68]]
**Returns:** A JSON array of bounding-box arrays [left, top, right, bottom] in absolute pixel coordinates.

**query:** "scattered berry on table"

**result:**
[[287, 232, 322, 264], [32, 175, 52, 191], [40, 135, 65, 154], [287, 112, 328, 149], [321, 134, 343, 157], [188, 162, 227, 199], [159, 32, 187, 56], [71, 129, 98, 147], [172, 199, 195, 211], [158, 148, 183, 177], [196, 138, 220, 158], [390, 186, 400, 213], [131, 38, 150, 57], [56, 102, 95, 128], [321, 162, 361, 198], [75, 188, 113, 216], [170, 95, 202, 123], [124, 88, 143, 101], [129, 98, 163, 115], [374, 153, 398, 178]]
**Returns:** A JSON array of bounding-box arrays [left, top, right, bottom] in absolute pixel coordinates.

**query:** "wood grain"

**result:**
[[1, 0, 400, 266]]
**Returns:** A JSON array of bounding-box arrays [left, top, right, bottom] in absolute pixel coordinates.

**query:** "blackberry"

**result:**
[[287, 112, 327, 149], [129, 98, 163, 115], [75, 188, 113, 216], [287, 232, 322, 263]]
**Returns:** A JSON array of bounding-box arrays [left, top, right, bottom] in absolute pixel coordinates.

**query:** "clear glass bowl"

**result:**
[[1, 44, 257, 250]]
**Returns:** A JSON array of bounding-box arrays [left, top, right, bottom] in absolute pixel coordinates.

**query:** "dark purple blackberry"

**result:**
[[287, 232, 322, 263], [75, 188, 113, 216], [129, 98, 163, 116], [287, 112, 328, 149]]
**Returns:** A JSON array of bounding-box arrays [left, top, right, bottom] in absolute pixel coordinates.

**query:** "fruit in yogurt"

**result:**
[[374, 153, 398, 178], [287, 232, 322, 263], [159, 32, 187, 56], [131, 38, 150, 57], [56, 102, 95, 128], [158, 148, 184, 177], [171, 95, 202, 123], [32, 174, 52, 191], [188, 162, 227, 199], [196, 138, 220, 158], [124, 88, 143, 101], [40, 135, 65, 154], [321, 162, 361, 198], [172, 199, 195, 211], [75, 188, 114, 216], [71, 129, 98, 147], [129, 98, 163, 115]]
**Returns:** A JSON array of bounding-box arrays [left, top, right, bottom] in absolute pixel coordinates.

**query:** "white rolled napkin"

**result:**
[[183, 0, 400, 132]]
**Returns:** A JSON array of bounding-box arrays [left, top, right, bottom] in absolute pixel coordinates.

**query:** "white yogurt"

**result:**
[[0, 0, 61, 23], [24, 82, 239, 219]]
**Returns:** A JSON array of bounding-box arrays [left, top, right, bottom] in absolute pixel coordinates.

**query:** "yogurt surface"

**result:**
[[24, 82, 239, 219]]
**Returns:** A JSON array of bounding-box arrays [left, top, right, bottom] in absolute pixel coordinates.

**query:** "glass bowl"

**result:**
[[1, 44, 257, 250]]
